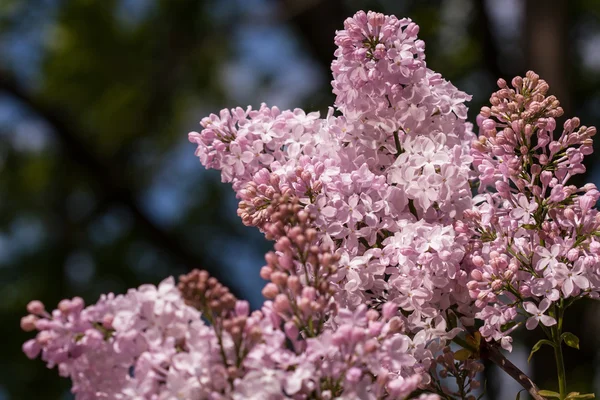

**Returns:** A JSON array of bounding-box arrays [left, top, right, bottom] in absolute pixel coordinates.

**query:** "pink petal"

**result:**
[[573, 275, 589, 289], [321, 206, 337, 218], [540, 315, 557, 327], [523, 302, 538, 314], [562, 279, 574, 297], [525, 317, 539, 330], [538, 298, 551, 313]]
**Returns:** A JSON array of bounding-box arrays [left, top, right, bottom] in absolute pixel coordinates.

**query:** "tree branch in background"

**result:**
[[481, 341, 545, 400], [525, 0, 570, 114], [0, 68, 214, 280]]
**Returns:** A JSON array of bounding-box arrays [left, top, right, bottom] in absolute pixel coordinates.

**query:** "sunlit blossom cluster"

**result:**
[[22, 10, 599, 400], [463, 71, 600, 351]]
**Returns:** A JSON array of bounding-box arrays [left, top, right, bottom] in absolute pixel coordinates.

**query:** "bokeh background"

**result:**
[[1, 0, 599, 398]]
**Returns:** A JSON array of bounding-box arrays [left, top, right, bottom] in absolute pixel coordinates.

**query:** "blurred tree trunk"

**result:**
[[525, 0, 571, 114]]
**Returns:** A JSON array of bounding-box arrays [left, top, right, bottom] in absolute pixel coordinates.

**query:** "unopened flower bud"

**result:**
[[564, 208, 575, 221], [26, 300, 45, 315], [20, 315, 38, 332], [346, 367, 362, 383], [387, 316, 403, 333], [364, 338, 378, 353], [284, 321, 299, 340], [260, 266, 272, 280], [382, 302, 398, 320], [273, 294, 291, 313], [262, 283, 279, 299], [102, 314, 114, 329], [567, 248, 579, 262]]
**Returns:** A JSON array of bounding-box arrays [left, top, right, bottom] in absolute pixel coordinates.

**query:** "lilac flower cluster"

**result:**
[[22, 9, 600, 400], [465, 71, 600, 350], [191, 10, 476, 328], [22, 199, 442, 399]]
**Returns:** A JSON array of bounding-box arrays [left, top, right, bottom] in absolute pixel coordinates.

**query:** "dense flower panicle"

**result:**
[[331, 11, 426, 119], [22, 278, 217, 399], [178, 268, 237, 316], [259, 196, 339, 340], [190, 10, 476, 325], [189, 105, 336, 193], [23, 201, 446, 399], [465, 71, 600, 349], [23, 8, 600, 400]]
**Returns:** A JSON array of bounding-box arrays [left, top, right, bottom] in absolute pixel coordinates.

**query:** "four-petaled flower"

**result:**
[[523, 299, 557, 330]]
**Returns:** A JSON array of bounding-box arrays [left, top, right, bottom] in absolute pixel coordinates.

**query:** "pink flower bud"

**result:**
[[364, 338, 378, 353], [382, 302, 398, 320], [366, 309, 379, 321], [287, 276, 301, 294], [346, 367, 362, 383], [580, 195, 596, 211], [26, 300, 45, 315], [22, 339, 41, 359], [271, 271, 288, 286], [540, 171, 553, 186], [301, 287, 316, 301], [102, 314, 114, 329], [298, 298, 311, 315], [549, 141, 561, 154], [472, 256, 485, 268], [260, 266, 272, 280], [20, 315, 38, 332], [564, 208, 575, 221], [284, 321, 299, 340], [467, 281, 479, 290], [567, 248, 579, 262], [262, 283, 279, 299], [273, 294, 291, 313], [235, 301, 250, 317], [482, 119, 496, 131]]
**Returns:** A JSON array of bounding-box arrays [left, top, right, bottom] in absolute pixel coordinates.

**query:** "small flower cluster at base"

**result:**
[[23, 257, 445, 399]]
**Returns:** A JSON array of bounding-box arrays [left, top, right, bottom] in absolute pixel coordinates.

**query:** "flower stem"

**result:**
[[551, 305, 567, 399]]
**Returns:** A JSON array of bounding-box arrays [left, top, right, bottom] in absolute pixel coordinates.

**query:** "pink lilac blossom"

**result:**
[[23, 199, 448, 399], [465, 71, 600, 349], [190, 10, 476, 333], [22, 8, 600, 400]]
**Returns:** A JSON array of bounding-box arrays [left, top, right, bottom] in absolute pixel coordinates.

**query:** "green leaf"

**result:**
[[454, 348, 472, 361], [538, 390, 561, 398], [561, 332, 580, 350], [528, 339, 555, 363]]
